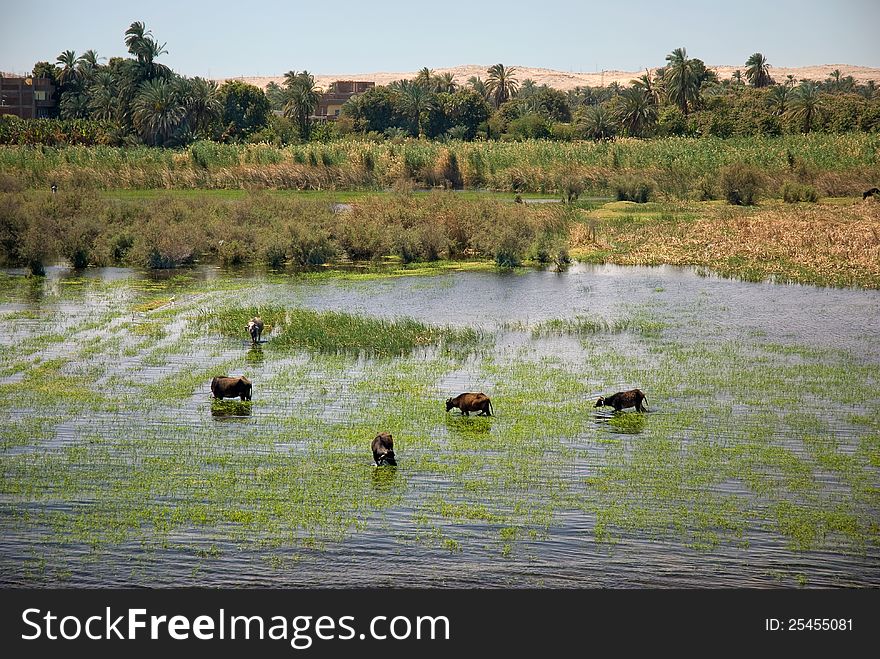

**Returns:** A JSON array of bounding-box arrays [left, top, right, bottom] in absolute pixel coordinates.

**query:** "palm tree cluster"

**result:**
[[24, 37, 880, 147], [45, 21, 222, 146]]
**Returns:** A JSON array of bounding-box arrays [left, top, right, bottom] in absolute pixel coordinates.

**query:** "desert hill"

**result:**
[[221, 64, 880, 92]]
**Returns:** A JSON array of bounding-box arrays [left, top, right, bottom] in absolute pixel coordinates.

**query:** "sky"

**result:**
[[2, 0, 879, 78]]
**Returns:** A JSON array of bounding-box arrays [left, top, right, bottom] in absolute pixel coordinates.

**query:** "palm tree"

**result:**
[[132, 78, 185, 145], [415, 67, 434, 89], [745, 53, 772, 87], [663, 47, 699, 115], [396, 79, 434, 137], [283, 70, 321, 139], [828, 69, 842, 92], [616, 87, 657, 137], [76, 50, 104, 81], [486, 63, 518, 108], [59, 92, 90, 119], [87, 71, 120, 120], [179, 77, 221, 137], [125, 21, 169, 79], [786, 81, 824, 133], [632, 69, 661, 106], [56, 50, 79, 85], [765, 84, 791, 116], [433, 72, 457, 93], [467, 76, 489, 101], [579, 105, 616, 140], [518, 79, 537, 98], [731, 70, 743, 85]]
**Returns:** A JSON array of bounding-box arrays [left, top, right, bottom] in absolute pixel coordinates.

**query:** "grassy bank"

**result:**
[[1, 134, 879, 197], [2, 185, 879, 288], [571, 198, 880, 288]]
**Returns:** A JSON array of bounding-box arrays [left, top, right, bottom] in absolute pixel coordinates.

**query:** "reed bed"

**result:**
[[2, 134, 878, 197]]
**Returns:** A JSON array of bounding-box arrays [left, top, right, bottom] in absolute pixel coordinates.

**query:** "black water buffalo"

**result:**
[[863, 187, 880, 200], [371, 432, 397, 466], [446, 392, 493, 416], [595, 388, 648, 412], [211, 376, 252, 401], [247, 317, 264, 343]]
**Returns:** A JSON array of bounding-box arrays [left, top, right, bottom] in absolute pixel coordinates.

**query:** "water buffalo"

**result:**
[[247, 317, 264, 343], [595, 388, 648, 412], [863, 187, 880, 200], [211, 375, 252, 401], [446, 392, 493, 416], [371, 432, 397, 466]]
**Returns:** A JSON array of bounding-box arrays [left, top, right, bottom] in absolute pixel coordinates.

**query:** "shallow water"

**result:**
[[0, 263, 878, 588]]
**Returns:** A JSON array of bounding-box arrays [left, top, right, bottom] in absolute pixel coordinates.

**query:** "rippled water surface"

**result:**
[[1, 263, 878, 587]]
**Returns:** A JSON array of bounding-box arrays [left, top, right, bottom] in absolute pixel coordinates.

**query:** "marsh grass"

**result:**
[[206, 304, 484, 356]]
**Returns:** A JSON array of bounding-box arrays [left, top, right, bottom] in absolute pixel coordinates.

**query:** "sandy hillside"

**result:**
[[221, 64, 880, 92]]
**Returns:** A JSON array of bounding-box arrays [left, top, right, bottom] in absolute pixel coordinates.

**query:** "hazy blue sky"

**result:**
[[2, 0, 879, 77]]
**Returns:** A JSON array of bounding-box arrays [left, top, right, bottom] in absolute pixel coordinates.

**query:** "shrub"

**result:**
[[614, 175, 654, 203], [719, 164, 764, 205], [336, 215, 390, 261], [288, 223, 335, 266], [781, 181, 819, 203], [559, 173, 585, 203]]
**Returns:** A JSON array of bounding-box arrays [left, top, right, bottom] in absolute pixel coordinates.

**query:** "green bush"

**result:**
[[719, 163, 764, 205], [781, 181, 819, 203], [289, 223, 335, 266], [614, 175, 654, 203]]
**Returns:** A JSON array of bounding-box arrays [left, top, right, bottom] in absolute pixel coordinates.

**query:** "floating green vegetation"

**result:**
[[131, 297, 174, 313], [210, 400, 252, 417]]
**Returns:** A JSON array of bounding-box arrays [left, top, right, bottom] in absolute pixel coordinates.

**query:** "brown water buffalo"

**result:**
[[211, 376, 252, 401], [247, 317, 264, 343], [595, 388, 648, 412], [371, 432, 397, 466], [446, 392, 493, 416]]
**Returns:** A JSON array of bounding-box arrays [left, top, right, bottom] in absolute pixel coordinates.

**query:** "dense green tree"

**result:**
[[265, 81, 286, 111], [31, 61, 57, 81], [426, 89, 491, 139], [340, 85, 402, 133], [414, 67, 434, 89], [125, 21, 170, 81], [632, 70, 661, 106], [745, 53, 772, 87], [218, 80, 271, 141]]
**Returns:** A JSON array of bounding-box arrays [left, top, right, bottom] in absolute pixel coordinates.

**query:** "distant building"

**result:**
[[313, 80, 374, 121], [0, 76, 56, 119]]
